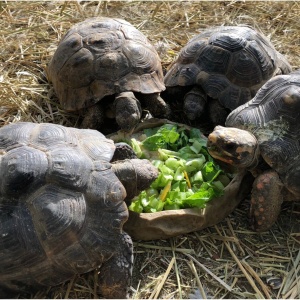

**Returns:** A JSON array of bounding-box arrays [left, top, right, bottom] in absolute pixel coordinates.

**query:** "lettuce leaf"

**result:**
[[127, 124, 231, 213], [141, 124, 180, 150]]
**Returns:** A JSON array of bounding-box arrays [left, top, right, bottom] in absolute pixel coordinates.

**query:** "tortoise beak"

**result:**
[[206, 133, 219, 155], [207, 134, 234, 165]]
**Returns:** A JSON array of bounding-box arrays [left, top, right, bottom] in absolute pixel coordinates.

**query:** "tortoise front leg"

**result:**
[[249, 170, 284, 232], [114, 92, 142, 132], [138, 92, 171, 118], [80, 103, 104, 130], [98, 232, 133, 299]]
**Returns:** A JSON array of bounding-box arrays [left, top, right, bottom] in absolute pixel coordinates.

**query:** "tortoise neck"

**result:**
[[247, 144, 261, 171]]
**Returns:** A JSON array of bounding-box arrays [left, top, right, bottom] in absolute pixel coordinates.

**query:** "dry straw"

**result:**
[[0, 1, 299, 299]]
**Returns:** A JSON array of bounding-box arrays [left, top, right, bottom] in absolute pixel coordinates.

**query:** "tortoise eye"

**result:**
[[225, 142, 235, 151]]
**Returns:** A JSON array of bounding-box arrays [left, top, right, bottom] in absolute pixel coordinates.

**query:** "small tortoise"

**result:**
[[46, 17, 169, 133], [164, 25, 291, 131], [0, 122, 158, 298], [207, 71, 300, 231]]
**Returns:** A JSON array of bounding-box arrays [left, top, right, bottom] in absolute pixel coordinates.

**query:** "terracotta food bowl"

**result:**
[[108, 118, 253, 241]]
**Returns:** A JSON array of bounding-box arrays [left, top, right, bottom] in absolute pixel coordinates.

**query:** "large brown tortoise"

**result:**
[[0, 122, 158, 298], [163, 25, 291, 131], [207, 70, 300, 232], [47, 17, 169, 133]]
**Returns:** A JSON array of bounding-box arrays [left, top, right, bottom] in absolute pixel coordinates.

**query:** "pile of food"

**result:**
[[124, 123, 232, 213]]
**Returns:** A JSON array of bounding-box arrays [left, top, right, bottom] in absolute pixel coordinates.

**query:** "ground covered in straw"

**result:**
[[1, 1, 299, 299]]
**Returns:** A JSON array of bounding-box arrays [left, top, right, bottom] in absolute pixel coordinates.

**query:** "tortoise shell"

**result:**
[[164, 25, 292, 110], [226, 70, 300, 196], [0, 122, 129, 296], [47, 17, 165, 111]]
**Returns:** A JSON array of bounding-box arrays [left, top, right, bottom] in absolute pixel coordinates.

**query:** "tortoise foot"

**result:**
[[98, 232, 133, 299], [249, 170, 283, 232]]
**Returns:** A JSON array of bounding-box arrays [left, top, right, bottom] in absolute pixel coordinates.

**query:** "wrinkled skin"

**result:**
[[112, 158, 159, 203], [114, 92, 142, 132], [249, 170, 284, 231], [111, 142, 138, 162]]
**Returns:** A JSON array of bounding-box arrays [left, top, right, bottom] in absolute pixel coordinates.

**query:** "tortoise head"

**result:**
[[112, 159, 158, 203], [207, 126, 260, 169]]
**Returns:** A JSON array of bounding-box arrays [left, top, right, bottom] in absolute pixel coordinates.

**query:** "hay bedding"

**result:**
[[0, 1, 299, 299]]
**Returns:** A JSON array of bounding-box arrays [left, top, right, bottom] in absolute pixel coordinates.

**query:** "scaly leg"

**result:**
[[80, 104, 104, 130], [98, 232, 133, 299], [139, 92, 171, 119], [249, 170, 284, 232]]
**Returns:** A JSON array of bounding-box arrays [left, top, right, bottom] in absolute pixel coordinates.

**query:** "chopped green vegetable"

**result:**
[[130, 138, 144, 158], [127, 124, 232, 213], [141, 124, 180, 150], [202, 161, 222, 182]]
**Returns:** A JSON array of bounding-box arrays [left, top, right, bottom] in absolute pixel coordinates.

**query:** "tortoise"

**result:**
[[0, 122, 158, 298], [46, 17, 169, 133], [163, 25, 292, 131], [206, 70, 300, 231]]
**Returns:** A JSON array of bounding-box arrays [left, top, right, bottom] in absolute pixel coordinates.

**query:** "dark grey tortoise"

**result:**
[[0, 122, 158, 298], [207, 70, 300, 232], [47, 17, 169, 133], [164, 25, 291, 131]]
